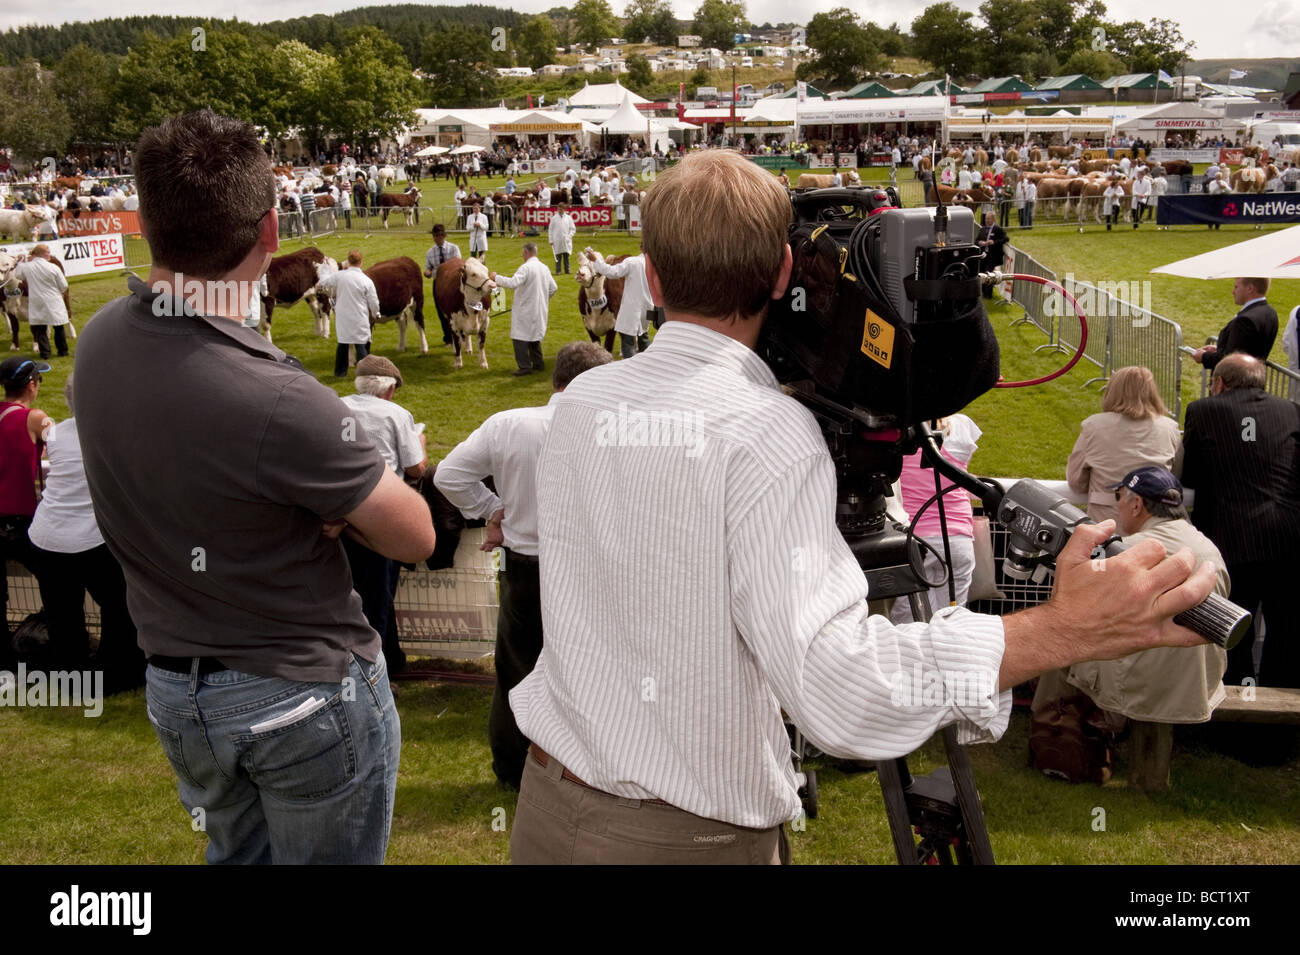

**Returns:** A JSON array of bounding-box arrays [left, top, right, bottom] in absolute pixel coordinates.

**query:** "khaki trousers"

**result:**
[[510, 750, 789, 865]]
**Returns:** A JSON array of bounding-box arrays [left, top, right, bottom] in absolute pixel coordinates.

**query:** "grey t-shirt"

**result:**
[[75, 275, 387, 682]]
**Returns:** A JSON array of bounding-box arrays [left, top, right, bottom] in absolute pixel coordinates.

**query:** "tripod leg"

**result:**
[[875, 757, 922, 864], [941, 725, 996, 865]]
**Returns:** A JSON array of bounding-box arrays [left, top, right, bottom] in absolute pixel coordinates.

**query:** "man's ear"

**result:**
[[260, 207, 280, 256], [771, 243, 793, 300], [644, 252, 663, 307]]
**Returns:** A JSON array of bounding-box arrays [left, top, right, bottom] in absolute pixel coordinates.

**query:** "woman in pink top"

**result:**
[[890, 413, 981, 624], [1067, 366, 1181, 525]]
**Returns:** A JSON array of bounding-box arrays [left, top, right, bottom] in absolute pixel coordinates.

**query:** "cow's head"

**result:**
[[0, 252, 17, 289], [406, 185, 422, 202], [574, 250, 604, 289], [459, 256, 495, 310], [314, 257, 340, 287]]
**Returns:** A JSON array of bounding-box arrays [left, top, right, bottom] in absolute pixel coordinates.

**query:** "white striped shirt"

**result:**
[[512, 321, 1011, 829]]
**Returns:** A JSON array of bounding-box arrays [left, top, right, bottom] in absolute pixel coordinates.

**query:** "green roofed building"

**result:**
[[842, 80, 896, 99], [1099, 72, 1174, 90], [776, 83, 828, 98], [966, 76, 1034, 94], [1035, 74, 1105, 92], [905, 79, 965, 96]]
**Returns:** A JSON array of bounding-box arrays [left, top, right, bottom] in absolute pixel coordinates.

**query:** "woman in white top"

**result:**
[[1066, 366, 1181, 525], [27, 374, 143, 691], [467, 204, 489, 259]]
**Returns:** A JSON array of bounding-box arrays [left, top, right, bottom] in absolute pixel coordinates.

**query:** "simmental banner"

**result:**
[[1157, 194, 1300, 226], [523, 206, 613, 227], [55, 209, 142, 237]]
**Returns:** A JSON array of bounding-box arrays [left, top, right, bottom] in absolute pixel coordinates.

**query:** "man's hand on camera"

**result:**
[[998, 519, 1216, 689]]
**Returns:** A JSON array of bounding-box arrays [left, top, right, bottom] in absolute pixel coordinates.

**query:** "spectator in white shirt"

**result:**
[[467, 203, 489, 260], [547, 203, 577, 274], [507, 148, 1215, 865], [585, 246, 653, 360], [435, 342, 612, 788], [317, 249, 379, 377], [1130, 169, 1152, 228], [491, 242, 557, 376], [339, 354, 427, 673], [17, 246, 71, 359], [26, 373, 144, 693]]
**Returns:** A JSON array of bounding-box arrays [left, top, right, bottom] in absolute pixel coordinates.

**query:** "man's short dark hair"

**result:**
[[553, 341, 612, 390], [135, 110, 275, 279]]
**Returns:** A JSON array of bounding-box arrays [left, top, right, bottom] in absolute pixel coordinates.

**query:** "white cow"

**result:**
[[0, 208, 45, 242], [377, 165, 398, 188]]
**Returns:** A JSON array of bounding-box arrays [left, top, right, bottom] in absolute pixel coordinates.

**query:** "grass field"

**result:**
[[3, 167, 1298, 865]]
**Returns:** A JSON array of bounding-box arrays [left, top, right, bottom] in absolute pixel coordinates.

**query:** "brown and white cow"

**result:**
[[261, 246, 336, 342], [376, 186, 421, 228], [433, 256, 494, 370], [797, 173, 838, 189], [574, 250, 622, 353], [366, 256, 429, 355], [1231, 164, 1278, 193]]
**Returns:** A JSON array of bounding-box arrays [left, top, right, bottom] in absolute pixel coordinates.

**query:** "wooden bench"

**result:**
[[1129, 686, 1300, 791]]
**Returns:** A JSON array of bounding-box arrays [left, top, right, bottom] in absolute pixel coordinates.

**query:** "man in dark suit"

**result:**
[[1191, 277, 1278, 369], [1177, 354, 1300, 688], [976, 212, 1009, 300]]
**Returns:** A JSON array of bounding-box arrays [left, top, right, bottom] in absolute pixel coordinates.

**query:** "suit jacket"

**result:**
[[1178, 386, 1300, 565], [1202, 299, 1278, 369], [977, 224, 1008, 267]]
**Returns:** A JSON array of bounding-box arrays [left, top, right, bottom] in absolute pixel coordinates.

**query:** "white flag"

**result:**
[[539, 94, 546, 106], [797, 80, 807, 103], [1228, 69, 1247, 80]]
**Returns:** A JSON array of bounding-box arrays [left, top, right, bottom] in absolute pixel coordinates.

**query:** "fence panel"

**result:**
[[1006, 246, 1056, 341], [1192, 336, 1300, 405], [1052, 276, 1110, 381], [1110, 302, 1183, 420]]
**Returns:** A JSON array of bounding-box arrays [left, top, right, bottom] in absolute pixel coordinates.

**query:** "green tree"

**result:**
[[690, 66, 710, 89], [0, 58, 72, 160], [1060, 46, 1125, 81], [420, 25, 500, 108], [1109, 18, 1193, 75], [625, 0, 679, 46], [572, 0, 618, 47], [910, 2, 975, 80], [798, 9, 880, 89], [625, 52, 654, 91], [516, 14, 560, 70], [977, 0, 1038, 77], [693, 0, 746, 51], [267, 40, 343, 152], [54, 44, 120, 147], [334, 27, 420, 149]]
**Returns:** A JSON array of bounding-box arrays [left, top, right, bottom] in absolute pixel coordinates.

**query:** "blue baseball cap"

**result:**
[[1106, 466, 1183, 506], [0, 357, 51, 389]]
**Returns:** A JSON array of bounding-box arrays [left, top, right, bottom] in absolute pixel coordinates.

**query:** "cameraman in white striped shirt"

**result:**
[[509, 149, 1217, 865]]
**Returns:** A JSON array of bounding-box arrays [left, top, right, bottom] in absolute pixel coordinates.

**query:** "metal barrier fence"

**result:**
[[1003, 245, 1185, 419]]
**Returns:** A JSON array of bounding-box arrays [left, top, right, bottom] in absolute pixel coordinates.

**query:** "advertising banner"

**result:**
[[1156, 194, 1300, 226], [523, 206, 613, 227], [532, 159, 582, 173], [0, 234, 126, 276], [1148, 148, 1219, 162], [55, 209, 142, 237]]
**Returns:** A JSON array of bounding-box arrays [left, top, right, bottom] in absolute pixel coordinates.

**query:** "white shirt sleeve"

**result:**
[[434, 419, 503, 520], [395, 408, 424, 471], [493, 264, 528, 289], [728, 451, 1011, 759], [593, 256, 633, 279], [365, 276, 380, 318]]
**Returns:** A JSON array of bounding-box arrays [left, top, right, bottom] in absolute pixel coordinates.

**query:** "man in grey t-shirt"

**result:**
[[75, 110, 435, 865]]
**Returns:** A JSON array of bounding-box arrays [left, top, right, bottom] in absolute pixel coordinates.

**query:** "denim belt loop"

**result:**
[[187, 657, 201, 712]]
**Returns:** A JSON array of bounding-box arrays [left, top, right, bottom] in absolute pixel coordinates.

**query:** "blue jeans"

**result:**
[[145, 652, 400, 864]]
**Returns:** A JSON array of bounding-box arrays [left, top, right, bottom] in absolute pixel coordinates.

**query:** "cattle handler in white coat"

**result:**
[[17, 246, 71, 360], [547, 203, 577, 275], [585, 245, 653, 360], [318, 249, 380, 377], [467, 202, 489, 261], [492, 242, 557, 377]]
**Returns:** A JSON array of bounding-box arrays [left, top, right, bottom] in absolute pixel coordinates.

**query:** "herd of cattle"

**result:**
[[253, 243, 627, 373]]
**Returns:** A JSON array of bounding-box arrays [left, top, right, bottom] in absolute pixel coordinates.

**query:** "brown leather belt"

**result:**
[[529, 744, 671, 806]]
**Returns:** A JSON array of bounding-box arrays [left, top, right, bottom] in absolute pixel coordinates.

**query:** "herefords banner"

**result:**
[[532, 159, 581, 173], [0, 234, 126, 276], [1156, 194, 1300, 226], [55, 209, 142, 237], [523, 206, 613, 227]]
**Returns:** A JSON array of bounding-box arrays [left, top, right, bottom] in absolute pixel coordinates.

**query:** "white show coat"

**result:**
[[548, 212, 576, 255], [495, 255, 557, 342], [16, 257, 69, 326], [1130, 176, 1152, 209], [468, 212, 489, 252], [317, 267, 379, 345], [593, 253, 652, 336]]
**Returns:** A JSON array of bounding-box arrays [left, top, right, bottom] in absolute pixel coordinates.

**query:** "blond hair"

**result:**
[[1102, 366, 1167, 419], [641, 150, 790, 320]]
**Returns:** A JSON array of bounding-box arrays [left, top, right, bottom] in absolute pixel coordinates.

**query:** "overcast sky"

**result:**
[[2, 0, 1297, 61]]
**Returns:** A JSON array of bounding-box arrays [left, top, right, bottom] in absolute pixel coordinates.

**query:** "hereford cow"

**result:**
[[376, 185, 422, 227], [433, 256, 494, 369], [1161, 159, 1193, 177], [366, 256, 428, 355], [261, 246, 336, 342], [797, 173, 838, 189], [574, 250, 622, 353]]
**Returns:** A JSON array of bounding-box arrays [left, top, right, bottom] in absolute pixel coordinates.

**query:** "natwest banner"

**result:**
[[55, 209, 141, 237], [0, 234, 126, 276], [523, 206, 613, 227], [1156, 194, 1300, 226]]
